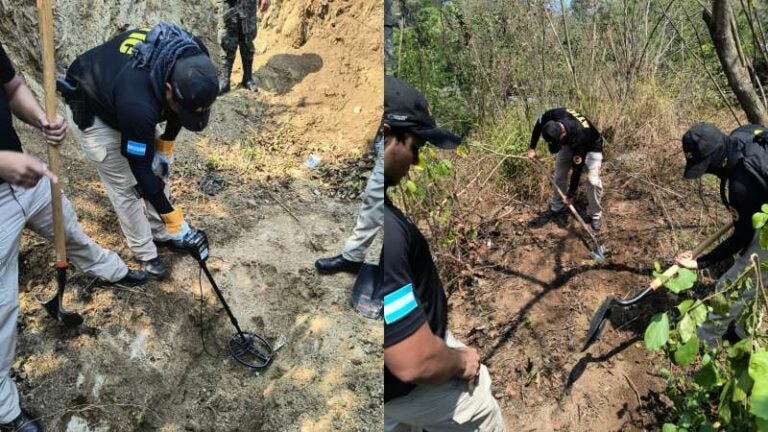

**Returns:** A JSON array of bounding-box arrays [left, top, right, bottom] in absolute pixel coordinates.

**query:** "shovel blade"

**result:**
[[582, 297, 615, 351], [589, 245, 607, 263]]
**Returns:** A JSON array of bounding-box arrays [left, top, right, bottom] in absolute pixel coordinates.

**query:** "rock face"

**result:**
[[0, 0, 218, 84]]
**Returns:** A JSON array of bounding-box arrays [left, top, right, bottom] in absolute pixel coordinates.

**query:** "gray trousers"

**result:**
[[69, 114, 171, 262], [384, 333, 506, 432], [341, 136, 384, 262], [551, 146, 603, 219], [0, 179, 127, 422]]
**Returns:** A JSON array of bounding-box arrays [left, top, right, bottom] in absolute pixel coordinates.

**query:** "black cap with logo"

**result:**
[[682, 123, 727, 179], [384, 76, 461, 149], [170, 54, 218, 132]]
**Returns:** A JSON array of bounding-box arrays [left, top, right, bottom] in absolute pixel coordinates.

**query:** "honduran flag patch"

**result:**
[[384, 283, 418, 325]]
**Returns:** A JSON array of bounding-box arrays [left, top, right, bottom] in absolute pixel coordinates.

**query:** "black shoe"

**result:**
[[241, 80, 258, 92], [0, 411, 42, 432], [591, 217, 603, 231], [141, 257, 169, 280], [530, 208, 566, 227], [218, 77, 231, 95], [315, 255, 362, 275], [112, 270, 148, 287]]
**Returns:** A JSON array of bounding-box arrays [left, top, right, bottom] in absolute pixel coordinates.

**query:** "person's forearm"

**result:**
[[403, 334, 464, 385], [7, 77, 46, 129]]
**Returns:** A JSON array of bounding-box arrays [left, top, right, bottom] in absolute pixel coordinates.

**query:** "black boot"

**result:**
[[140, 257, 169, 280], [218, 57, 234, 95], [240, 53, 258, 92], [0, 410, 42, 432], [315, 255, 362, 275], [111, 270, 148, 287]]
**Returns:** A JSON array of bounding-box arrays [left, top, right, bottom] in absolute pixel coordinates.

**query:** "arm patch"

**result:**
[[384, 283, 418, 325], [126, 140, 148, 156]]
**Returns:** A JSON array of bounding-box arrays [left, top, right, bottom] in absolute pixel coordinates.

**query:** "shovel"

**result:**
[[38, 0, 83, 327], [581, 222, 733, 351], [533, 160, 607, 263]]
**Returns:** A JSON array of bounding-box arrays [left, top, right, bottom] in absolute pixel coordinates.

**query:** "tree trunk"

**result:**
[[704, 0, 766, 125]]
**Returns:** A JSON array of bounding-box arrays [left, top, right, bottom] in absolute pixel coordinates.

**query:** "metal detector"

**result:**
[[186, 230, 274, 369]]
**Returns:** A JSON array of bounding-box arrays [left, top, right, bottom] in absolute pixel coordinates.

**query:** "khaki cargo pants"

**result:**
[[341, 135, 384, 263], [384, 333, 507, 432], [69, 112, 172, 262], [0, 179, 127, 422], [551, 146, 603, 220]]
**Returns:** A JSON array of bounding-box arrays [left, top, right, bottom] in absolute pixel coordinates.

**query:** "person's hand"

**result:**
[[563, 195, 572, 206], [456, 347, 481, 391], [674, 250, 698, 269], [527, 148, 537, 160], [0, 151, 58, 187], [38, 113, 67, 145], [259, 0, 270, 12]]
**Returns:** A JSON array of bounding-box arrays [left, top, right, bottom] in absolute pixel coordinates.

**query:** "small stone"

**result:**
[[353, 106, 362, 114]]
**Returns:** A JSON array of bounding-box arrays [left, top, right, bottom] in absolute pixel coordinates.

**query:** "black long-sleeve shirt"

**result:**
[[530, 108, 603, 196], [67, 28, 207, 214], [698, 168, 766, 268]]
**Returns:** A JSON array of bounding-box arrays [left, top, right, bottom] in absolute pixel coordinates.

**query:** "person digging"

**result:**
[[0, 41, 146, 432], [528, 108, 605, 231], [674, 123, 768, 275], [60, 23, 218, 279], [383, 76, 506, 431]]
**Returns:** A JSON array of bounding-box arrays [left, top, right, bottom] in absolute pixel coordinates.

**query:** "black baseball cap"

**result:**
[[170, 54, 218, 132], [384, 76, 461, 149], [682, 123, 726, 179]]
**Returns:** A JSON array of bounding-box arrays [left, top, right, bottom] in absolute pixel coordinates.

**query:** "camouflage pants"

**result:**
[[219, 2, 257, 70], [384, 0, 394, 76]]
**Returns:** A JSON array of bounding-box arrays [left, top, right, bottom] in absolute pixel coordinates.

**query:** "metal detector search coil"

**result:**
[[188, 230, 275, 369]]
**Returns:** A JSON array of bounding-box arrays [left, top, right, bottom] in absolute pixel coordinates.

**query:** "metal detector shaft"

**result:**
[[198, 260, 247, 340]]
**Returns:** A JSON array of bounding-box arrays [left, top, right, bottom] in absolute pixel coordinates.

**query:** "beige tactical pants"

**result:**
[[341, 136, 384, 262], [68, 112, 171, 262], [551, 146, 603, 219], [384, 333, 507, 432], [0, 179, 127, 422]]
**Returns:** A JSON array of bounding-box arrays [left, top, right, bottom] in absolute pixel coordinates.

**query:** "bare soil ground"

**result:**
[[9, 0, 384, 430], [441, 152, 729, 431]]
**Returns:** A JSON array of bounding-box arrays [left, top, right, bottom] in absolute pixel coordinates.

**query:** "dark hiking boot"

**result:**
[[112, 270, 148, 287], [315, 255, 362, 275], [141, 257, 169, 280], [530, 208, 566, 227], [0, 411, 42, 432]]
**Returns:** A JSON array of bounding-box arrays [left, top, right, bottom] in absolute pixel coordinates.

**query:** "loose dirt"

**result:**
[[441, 153, 728, 431], [5, 0, 383, 430]]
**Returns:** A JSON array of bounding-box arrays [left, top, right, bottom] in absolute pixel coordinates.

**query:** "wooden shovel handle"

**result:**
[[37, 0, 66, 268], [649, 223, 733, 291]]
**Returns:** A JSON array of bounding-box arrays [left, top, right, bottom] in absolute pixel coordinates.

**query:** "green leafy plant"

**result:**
[[644, 209, 768, 430]]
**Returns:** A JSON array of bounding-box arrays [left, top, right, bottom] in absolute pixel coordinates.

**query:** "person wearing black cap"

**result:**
[[61, 23, 219, 279], [383, 76, 506, 431], [674, 123, 768, 271], [527, 108, 605, 230], [218, 0, 270, 94]]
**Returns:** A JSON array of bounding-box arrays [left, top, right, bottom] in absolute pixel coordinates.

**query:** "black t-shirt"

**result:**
[[530, 108, 604, 196], [0, 42, 22, 154], [383, 195, 448, 402], [66, 28, 207, 214]]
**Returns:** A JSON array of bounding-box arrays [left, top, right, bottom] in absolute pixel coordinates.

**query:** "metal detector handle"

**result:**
[[648, 222, 733, 291], [186, 230, 210, 263]]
